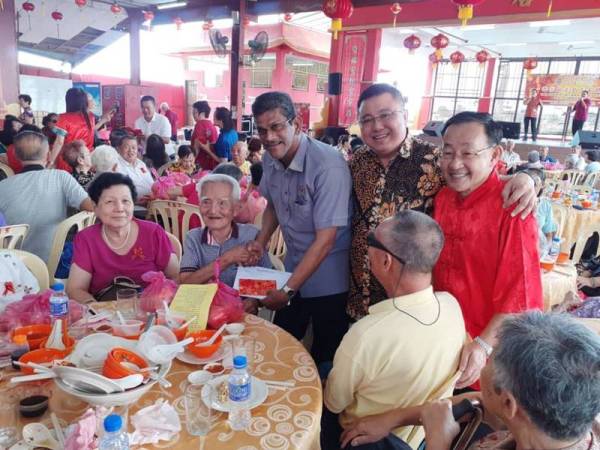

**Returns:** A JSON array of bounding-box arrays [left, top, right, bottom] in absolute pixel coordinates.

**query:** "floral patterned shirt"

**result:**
[[348, 134, 442, 320]]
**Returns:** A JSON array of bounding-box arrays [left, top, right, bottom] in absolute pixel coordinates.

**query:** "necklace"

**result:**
[[102, 223, 132, 251], [391, 293, 441, 326]]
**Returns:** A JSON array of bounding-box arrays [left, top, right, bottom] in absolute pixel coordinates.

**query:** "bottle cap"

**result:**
[[233, 355, 247, 369], [103, 414, 122, 433], [13, 334, 28, 345], [51, 282, 64, 292]]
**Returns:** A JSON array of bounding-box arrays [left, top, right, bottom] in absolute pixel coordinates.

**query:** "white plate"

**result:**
[[175, 346, 228, 365], [202, 375, 267, 412], [53, 366, 123, 394], [68, 333, 137, 367]]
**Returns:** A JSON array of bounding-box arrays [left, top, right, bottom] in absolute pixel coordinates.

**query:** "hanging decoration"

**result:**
[[403, 34, 421, 54], [431, 33, 449, 59], [51, 10, 63, 38], [174, 16, 183, 31], [523, 57, 538, 74], [110, 2, 122, 14], [475, 49, 489, 66], [202, 20, 213, 31], [390, 2, 402, 27], [284, 13, 293, 22], [429, 52, 442, 67], [547, 0, 552, 17], [74, 0, 86, 10], [451, 0, 485, 26], [22, 1, 35, 30], [322, 0, 354, 40], [450, 50, 465, 68]]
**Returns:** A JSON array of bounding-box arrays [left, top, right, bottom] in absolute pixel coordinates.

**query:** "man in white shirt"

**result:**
[[501, 139, 521, 172], [134, 95, 175, 157], [114, 134, 154, 199], [564, 145, 587, 171]]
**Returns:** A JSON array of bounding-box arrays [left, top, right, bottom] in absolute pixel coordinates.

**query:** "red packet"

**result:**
[[239, 279, 276, 296]]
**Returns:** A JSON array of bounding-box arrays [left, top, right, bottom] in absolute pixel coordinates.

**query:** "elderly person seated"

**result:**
[[232, 141, 251, 176], [341, 312, 600, 450], [0, 130, 93, 263], [584, 149, 600, 174], [114, 133, 153, 202], [62, 140, 94, 188], [565, 145, 586, 171], [179, 174, 271, 313], [169, 145, 199, 176], [91, 145, 119, 175], [67, 172, 178, 302], [322, 210, 466, 450], [528, 168, 557, 254]]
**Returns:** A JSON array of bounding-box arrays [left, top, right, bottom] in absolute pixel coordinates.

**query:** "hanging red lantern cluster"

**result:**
[[403, 34, 421, 54], [174, 16, 183, 31], [284, 12, 293, 22], [475, 49, 489, 66], [110, 2, 122, 14], [450, 50, 465, 68], [322, 0, 354, 40], [74, 0, 86, 10], [390, 2, 402, 27], [431, 33, 449, 58], [202, 20, 213, 31], [22, 1, 35, 30], [51, 10, 63, 38], [523, 57, 538, 74], [429, 52, 442, 66], [451, 0, 485, 26]]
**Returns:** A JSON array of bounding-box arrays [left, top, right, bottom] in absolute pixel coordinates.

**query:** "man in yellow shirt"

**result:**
[[323, 210, 466, 450]]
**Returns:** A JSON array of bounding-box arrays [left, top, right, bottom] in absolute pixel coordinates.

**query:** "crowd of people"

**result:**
[[1, 83, 599, 450]]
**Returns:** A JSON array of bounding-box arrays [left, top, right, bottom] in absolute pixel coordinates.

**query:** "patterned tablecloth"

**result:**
[[1, 313, 323, 450], [551, 202, 600, 249], [541, 263, 578, 311]]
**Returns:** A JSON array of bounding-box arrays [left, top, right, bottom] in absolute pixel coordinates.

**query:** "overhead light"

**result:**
[[529, 19, 571, 27], [395, 28, 416, 34], [463, 24, 496, 30], [559, 40, 594, 45], [157, 1, 186, 10], [496, 42, 527, 47], [292, 62, 313, 66]]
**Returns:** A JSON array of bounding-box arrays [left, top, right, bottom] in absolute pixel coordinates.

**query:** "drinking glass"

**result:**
[[116, 288, 138, 320], [227, 336, 256, 374], [0, 401, 18, 447], [69, 304, 89, 341], [184, 384, 212, 436]]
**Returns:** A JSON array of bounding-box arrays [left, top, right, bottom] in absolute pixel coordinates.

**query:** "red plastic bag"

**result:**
[[139, 271, 178, 313], [207, 259, 244, 329], [0, 290, 84, 332], [235, 187, 267, 224], [151, 171, 191, 200]]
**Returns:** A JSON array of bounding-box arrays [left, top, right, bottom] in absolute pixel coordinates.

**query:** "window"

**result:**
[[292, 72, 309, 91], [495, 61, 524, 98], [579, 60, 600, 74], [251, 70, 272, 88], [456, 62, 484, 97], [317, 77, 327, 93], [430, 61, 485, 121]]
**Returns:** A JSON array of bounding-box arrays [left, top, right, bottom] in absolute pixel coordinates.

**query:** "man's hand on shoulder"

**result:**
[[502, 171, 537, 220]]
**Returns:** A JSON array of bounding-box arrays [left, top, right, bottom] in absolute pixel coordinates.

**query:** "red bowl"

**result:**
[[12, 325, 52, 350], [187, 330, 222, 358], [19, 348, 69, 374]]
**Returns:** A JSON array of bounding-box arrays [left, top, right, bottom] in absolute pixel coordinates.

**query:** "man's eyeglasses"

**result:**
[[358, 110, 402, 128], [440, 144, 495, 162], [256, 118, 293, 136], [367, 231, 406, 265]]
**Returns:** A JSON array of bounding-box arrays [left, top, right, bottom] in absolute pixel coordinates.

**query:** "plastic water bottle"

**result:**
[[591, 190, 599, 209], [99, 414, 129, 450], [549, 237, 561, 259], [49, 282, 69, 327], [228, 355, 251, 431]]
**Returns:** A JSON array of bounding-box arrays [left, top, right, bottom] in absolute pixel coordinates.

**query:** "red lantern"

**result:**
[[74, 0, 86, 9], [450, 50, 465, 68], [22, 1, 34, 30], [523, 58, 538, 74], [202, 20, 213, 31], [429, 52, 442, 66], [284, 13, 293, 22], [475, 49, 489, 66], [451, 0, 485, 27], [403, 34, 421, 54], [51, 10, 63, 38], [110, 2, 122, 14], [322, 0, 354, 40], [431, 33, 449, 59], [390, 2, 402, 27], [174, 16, 183, 31]]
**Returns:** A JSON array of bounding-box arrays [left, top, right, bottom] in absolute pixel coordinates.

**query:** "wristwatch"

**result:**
[[282, 285, 296, 306], [474, 336, 493, 357]]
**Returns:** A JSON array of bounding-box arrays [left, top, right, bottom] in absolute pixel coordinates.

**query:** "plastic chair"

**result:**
[[166, 231, 182, 262], [147, 200, 203, 245], [268, 252, 285, 272], [47, 211, 96, 280], [268, 227, 287, 259], [562, 170, 586, 186], [12, 249, 50, 291], [583, 171, 599, 188], [0, 224, 29, 249], [552, 204, 568, 242], [0, 162, 14, 179]]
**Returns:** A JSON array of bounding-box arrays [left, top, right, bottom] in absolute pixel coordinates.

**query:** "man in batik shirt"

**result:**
[[348, 84, 537, 321]]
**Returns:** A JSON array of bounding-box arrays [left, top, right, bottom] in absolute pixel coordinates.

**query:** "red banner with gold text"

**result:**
[[338, 33, 367, 127], [526, 74, 600, 106]]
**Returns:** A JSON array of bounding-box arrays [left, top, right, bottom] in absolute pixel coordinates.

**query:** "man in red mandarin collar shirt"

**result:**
[[433, 112, 543, 390]]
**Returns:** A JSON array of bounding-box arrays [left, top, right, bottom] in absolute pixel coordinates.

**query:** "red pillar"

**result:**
[[360, 28, 382, 93], [0, 0, 20, 111], [327, 30, 345, 127], [128, 9, 142, 86], [478, 58, 496, 113], [417, 62, 436, 129]]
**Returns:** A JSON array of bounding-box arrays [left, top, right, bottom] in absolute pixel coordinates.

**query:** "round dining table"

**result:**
[[551, 202, 600, 249], [541, 262, 578, 311], [1, 313, 323, 450]]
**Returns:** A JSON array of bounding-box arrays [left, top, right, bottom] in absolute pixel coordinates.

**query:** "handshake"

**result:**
[[222, 240, 265, 267]]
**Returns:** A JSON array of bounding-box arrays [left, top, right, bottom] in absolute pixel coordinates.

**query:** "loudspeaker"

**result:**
[[497, 121, 520, 139], [574, 130, 600, 149], [328, 73, 342, 95], [422, 121, 445, 137]]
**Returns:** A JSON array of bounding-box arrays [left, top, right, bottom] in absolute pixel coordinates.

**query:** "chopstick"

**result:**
[[10, 372, 56, 383], [13, 361, 54, 373], [51, 413, 65, 447], [264, 380, 295, 388]]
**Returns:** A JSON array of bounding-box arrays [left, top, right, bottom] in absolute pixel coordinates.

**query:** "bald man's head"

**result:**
[[14, 130, 49, 163]]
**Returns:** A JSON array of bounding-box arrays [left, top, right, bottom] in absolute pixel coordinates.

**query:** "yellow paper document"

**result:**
[[169, 284, 217, 332]]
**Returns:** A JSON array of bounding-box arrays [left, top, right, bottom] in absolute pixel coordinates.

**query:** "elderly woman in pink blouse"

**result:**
[[67, 172, 179, 302]]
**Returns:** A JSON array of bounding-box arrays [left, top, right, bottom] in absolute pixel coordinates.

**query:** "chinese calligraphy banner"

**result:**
[[338, 32, 367, 126], [294, 103, 310, 132], [526, 74, 600, 106]]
